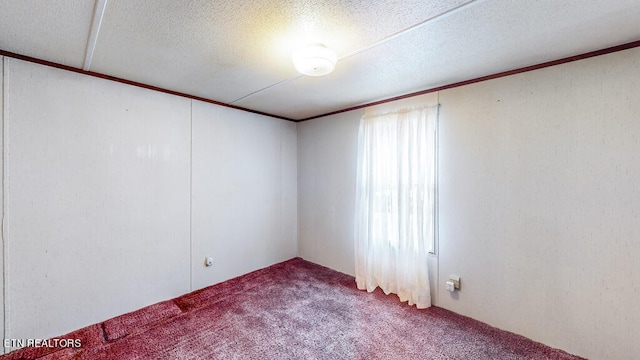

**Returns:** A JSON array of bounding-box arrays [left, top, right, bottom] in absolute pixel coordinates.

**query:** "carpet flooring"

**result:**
[[2, 258, 584, 359]]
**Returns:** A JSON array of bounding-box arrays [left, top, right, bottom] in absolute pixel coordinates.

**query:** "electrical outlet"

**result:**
[[449, 274, 460, 290], [205, 257, 213, 267], [446, 281, 455, 292]]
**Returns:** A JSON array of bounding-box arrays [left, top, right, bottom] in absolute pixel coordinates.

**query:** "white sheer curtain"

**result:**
[[354, 105, 437, 309]]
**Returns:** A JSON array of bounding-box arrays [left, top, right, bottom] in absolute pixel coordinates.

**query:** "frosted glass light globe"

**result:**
[[292, 44, 337, 76]]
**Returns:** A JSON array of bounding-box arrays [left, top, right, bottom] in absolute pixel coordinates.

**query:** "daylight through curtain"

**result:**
[[354, 105, 437, 309]]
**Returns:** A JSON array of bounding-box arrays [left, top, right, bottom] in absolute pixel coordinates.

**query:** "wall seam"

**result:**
[[2, 56, 9, 354], [189, 100, 193, 292], [434, 93, 440, 307], [279, 121, 284, 259], [295, 123, 299, 258], [293, 122, 299, 259]]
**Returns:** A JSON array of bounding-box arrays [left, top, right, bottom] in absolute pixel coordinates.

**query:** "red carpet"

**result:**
[[2, 258, 584, 359]]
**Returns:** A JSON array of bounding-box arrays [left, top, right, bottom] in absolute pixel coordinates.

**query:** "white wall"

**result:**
[[437, 47, 640, 360], [1, 58, 297, 351], [4, 58, 192, 343], [191, 101, 297, 290], [297, 47, 640, 360], [297, 111, 360, 276]]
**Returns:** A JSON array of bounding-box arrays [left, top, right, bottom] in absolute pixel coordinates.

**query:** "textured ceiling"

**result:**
[[1, 0, 640, 120]]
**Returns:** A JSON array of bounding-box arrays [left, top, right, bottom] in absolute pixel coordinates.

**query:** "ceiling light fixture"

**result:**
[[292, 43, 337, 77]]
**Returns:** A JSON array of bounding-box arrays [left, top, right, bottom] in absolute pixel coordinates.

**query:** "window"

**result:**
[[354, 105, 438, 308]]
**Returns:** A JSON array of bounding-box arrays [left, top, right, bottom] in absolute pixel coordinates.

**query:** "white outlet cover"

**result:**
[[205, 257, 213, 266], [446, 281, 455, 292]]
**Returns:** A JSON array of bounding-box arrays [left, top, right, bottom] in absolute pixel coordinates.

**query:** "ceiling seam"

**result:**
[[227, 0, 480, 106], [338, 0, 480, 62], [228, 76, 302, 105], [83, 0, 108, 71]]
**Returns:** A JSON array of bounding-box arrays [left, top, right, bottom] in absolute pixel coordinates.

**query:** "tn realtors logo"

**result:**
[[4, 338, 82, 348]]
